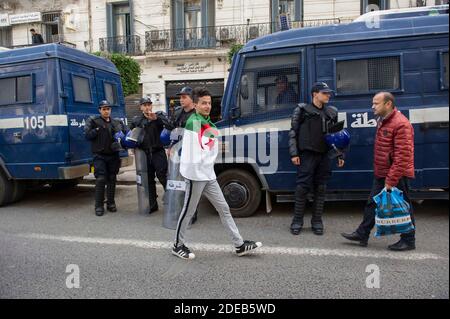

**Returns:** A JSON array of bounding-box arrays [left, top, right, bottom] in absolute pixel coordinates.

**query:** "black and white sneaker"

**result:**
[[236, 240, 262, 256], [172, 244, 196, 260]]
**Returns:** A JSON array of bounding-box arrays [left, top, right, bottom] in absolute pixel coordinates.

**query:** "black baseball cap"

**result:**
[[98, 100, 111, 108], [176, 86, 193, 97], [311, 82, 334, 94], [139, 96, 153, 105]]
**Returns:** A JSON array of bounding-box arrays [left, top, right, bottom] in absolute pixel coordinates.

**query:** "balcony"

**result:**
[[99, 35, 142, 56], [145, 18, 349, 52]]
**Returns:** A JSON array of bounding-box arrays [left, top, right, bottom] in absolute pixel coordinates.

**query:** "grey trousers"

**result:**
[[174, 179, 244, 248]]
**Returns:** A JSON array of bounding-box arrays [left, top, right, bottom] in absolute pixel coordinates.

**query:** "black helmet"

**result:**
[[139, 96, 153, 105], [98, 100, 111, 108]]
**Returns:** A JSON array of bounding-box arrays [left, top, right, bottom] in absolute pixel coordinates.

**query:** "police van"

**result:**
[[0, 44, 132, 206], [215, 5, 449, 217]]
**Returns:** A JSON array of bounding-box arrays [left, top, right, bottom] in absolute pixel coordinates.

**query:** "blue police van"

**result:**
[[215, 6, 449, 217], [0, 44, 131, 206]]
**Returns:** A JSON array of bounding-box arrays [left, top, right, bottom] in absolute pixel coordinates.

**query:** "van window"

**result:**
[[336, 56, 401, 94], [0, 75, 32, 105], [73, 75, 92, 103], [239, 54, 300, 118], [443, 52, 449, 89], [104, 82, 118, 106]]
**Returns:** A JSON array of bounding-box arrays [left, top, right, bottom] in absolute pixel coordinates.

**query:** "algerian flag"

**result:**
[[180, 112, 219, 181]]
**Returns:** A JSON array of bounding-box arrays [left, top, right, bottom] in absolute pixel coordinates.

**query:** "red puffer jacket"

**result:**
[[374, 108, 415, 187]]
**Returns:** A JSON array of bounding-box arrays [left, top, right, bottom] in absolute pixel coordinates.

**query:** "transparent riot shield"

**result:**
[[135, 148, 150, 215], [163, 139, 191, 230]]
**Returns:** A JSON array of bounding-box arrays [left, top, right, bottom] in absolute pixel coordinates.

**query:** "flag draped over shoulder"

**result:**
[[180, 112, 219, 181]]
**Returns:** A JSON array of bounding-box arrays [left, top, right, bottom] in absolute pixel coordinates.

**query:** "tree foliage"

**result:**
[[93, 52, 141, 96]]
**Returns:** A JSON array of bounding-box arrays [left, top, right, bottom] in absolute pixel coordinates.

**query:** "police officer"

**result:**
[[85, 100, 126, 216], [288, 82, 345, 235], [130, 97, 169, 213], [172, 86, 196, 128], [170, 86, 198, 224]]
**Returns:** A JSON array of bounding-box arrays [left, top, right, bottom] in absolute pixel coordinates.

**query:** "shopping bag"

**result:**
[[373, 187, 415, 237]]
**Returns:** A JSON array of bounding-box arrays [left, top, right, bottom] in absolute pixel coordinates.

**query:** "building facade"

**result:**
[[1, 0, 448, 116]]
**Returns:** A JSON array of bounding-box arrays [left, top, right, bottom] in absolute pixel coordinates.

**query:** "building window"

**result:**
[[238, 54, 301, 118], [0, 27, 12, 47], [271, 0, 303, 28], [361, 0, 389, 14], [104, 82, 118, 106], [336, 56, 401, 95], [73, 75, 92, 103], [442, 51, 449, 89], [0, 75, 33, 105], [42, 12, 62, 43]]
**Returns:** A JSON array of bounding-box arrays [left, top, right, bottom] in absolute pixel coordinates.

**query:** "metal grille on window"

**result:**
[[337, 56, 400, 94], [368, 56, 400, 91], [239, 54, 301, 120]]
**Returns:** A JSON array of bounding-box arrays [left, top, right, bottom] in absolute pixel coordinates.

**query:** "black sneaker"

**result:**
[[236, 240, 262, 256], [172, 244, 195, 260]]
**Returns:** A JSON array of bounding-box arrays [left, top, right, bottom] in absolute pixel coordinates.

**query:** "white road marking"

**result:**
[[13, 232, 446, 261]]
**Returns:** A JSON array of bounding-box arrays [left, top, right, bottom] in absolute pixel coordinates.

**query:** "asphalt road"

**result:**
[[0, 184, 448, 299]]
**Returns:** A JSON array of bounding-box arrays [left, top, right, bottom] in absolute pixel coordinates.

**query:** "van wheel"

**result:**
[[217, 169, 262, 218], [0, 170, 14, 207], [9, 180, 26, 204]]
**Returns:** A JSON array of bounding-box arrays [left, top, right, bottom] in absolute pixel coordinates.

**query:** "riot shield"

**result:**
[[135, 148, 150, 215], [163, 140, 191, 230]]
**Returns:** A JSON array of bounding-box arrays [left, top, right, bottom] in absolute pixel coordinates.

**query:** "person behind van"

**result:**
[[275, 75, 298, 105], [85, 100, 126, 216], [341, 92, 416, 251], [129, 97, 169, 214], [172, 87, 262, 260], [30, 29, 44, 45], [288, 82, 345, 236]]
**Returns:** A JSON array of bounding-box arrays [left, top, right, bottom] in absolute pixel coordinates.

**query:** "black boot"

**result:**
[[106, 175, 117, 212], [311, 184, 326, 235], [95, 177, 106, 216], [148, 181, 158, 214], [291, 186, 307, 235]]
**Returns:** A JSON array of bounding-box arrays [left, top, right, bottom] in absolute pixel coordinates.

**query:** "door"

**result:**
[[60, 60, 98, 165]]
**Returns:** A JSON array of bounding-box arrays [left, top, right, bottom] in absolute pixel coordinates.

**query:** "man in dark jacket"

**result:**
[[85, 100, 126, 216], [342, 92, 416, 251], [172, 86, 196, 128], [30, 29, 44, 44], [130, 97, 169, 213], [289, 82, 345, 235]]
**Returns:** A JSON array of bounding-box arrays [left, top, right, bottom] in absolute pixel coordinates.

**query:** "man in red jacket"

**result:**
[[342, 92, 416, 251]]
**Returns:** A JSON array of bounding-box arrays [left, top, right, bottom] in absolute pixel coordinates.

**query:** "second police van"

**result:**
[[214, 6, 449, 217]]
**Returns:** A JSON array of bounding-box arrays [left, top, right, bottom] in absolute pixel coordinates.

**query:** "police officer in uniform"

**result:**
[[172, 86, 196, 128], [130, 97, 170, 213], [85, 100, 126, 216], [288, 82, 345, 235], [170, 86, 198, 224]]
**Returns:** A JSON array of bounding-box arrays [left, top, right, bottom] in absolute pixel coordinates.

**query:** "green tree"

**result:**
[[227, 43, 244, 64], [93, 52, 141, 96]]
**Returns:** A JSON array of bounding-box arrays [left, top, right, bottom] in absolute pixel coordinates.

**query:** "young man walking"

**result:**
[[172, 87, 262, 260]]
